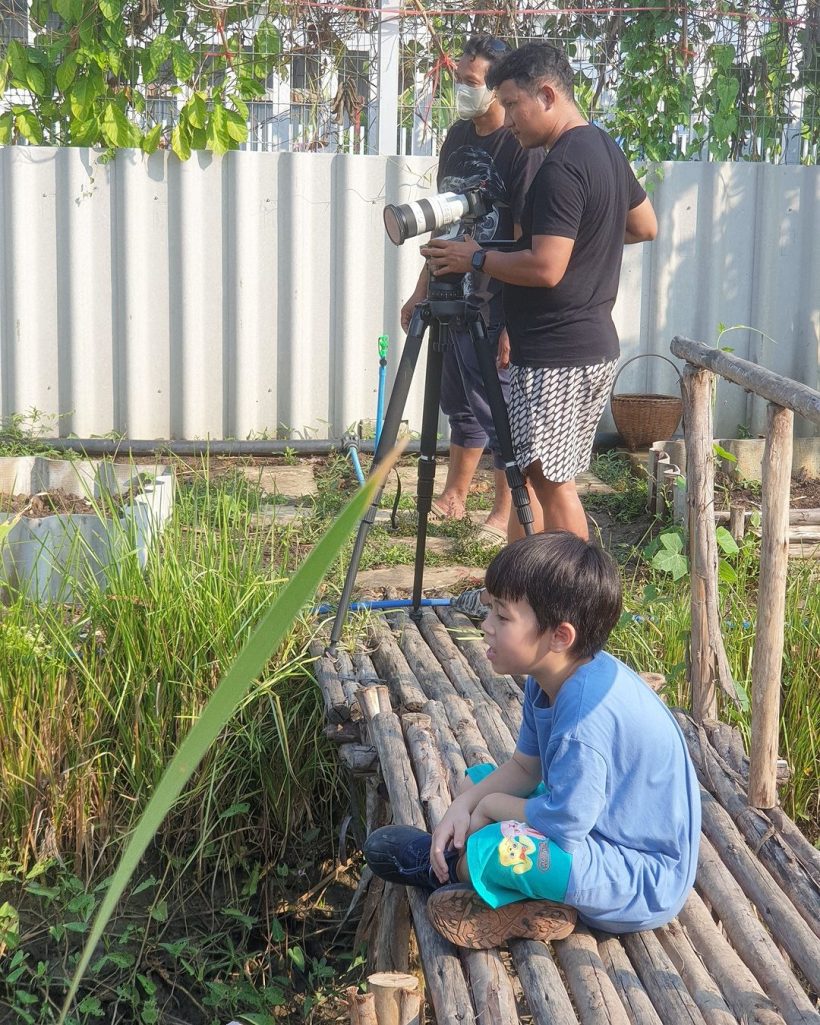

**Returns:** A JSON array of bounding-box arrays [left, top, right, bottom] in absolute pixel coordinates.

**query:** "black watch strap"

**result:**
[[471, 248, 487, 272]]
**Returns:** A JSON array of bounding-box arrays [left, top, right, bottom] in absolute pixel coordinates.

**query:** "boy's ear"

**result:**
[[550, 621, 577, 652]]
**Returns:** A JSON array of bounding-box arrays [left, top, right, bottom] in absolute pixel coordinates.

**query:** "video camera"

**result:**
[[383, 172, 506, 247]]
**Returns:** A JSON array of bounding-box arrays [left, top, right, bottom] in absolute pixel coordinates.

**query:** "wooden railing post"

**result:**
[[749, 403, 793, 809], [681, 366, 737, 720], [682, 365, 717, 720]]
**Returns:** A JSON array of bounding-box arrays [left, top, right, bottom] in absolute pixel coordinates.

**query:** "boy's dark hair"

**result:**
[[462, 35, 510, 67], [484, 531, 622, 658], [485, 42, 574, 101]]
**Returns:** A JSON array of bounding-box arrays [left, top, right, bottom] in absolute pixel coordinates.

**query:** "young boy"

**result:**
[[364, 531, 701, 949]]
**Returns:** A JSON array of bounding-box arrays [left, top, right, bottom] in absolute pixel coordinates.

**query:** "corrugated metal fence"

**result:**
[[0, 147, 817, 442]]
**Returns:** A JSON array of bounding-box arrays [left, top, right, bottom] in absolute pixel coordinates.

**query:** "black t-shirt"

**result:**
[[504, 124, 646, 367], [436, 119, 545, 320]]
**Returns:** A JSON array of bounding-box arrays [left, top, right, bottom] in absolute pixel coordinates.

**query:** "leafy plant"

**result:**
[[56, 453, 397, 1021]]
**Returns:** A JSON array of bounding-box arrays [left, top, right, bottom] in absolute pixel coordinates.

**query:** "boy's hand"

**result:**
[[430, 802, 471, 883]]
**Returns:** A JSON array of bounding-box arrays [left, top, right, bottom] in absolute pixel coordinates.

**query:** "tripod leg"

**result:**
[[412, 319, 446, 616], [466, 312, 534, 536], [328, 307, 428, 649]]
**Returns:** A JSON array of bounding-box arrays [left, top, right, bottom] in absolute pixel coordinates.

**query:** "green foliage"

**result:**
[[0, 0, 282, 154]]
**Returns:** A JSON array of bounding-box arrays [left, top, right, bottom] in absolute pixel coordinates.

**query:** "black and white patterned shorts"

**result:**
[[509, 360, 618, 482]]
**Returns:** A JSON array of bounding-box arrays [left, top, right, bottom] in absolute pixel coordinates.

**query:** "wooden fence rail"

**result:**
[[670, 336, 819, 808]]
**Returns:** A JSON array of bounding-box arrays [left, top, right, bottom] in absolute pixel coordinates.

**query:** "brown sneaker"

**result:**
[[426, 884, 577, 949]]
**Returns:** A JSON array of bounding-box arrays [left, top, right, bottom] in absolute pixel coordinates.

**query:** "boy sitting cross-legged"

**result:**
[[364, 531, 701, 948]]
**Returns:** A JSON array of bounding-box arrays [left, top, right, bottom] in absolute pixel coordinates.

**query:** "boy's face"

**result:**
[[480, 589, 557, 677]]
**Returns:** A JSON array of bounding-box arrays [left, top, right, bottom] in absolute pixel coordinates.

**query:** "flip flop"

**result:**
[[475, 522, 507, 545]]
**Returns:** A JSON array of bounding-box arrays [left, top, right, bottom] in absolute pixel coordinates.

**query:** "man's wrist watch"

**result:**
[[471, 248, 487, 272]]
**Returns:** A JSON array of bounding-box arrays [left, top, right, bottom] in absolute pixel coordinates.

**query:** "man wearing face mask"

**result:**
[[401, 36, 545, 545]]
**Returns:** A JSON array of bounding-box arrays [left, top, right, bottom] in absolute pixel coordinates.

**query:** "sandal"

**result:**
[[475, 522, 507, 546], [451, 587, 490, 622]]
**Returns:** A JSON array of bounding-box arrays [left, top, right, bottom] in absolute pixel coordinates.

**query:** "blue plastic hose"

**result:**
[[347, 445, 366, 486], [313, 597, 452, 615]]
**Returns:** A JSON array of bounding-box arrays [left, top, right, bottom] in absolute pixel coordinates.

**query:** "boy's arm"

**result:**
[[430, 751, 541, 881]]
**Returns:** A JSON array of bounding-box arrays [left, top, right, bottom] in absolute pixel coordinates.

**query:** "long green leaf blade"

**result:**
[[58, 455, 394, 1022]]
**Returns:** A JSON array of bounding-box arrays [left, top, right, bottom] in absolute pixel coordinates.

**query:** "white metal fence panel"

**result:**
[[0, 147, 817, 443]]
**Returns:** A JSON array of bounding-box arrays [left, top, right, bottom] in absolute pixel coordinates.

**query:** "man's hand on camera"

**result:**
[[497, 328, 510, 369], [420, 236, 480, 276]]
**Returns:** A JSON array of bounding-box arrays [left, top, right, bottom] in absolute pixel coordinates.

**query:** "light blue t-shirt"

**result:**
[[516, 650, 701, 932]]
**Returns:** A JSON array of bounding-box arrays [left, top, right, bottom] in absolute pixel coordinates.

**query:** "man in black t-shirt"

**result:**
[[402, 36, 544, 544], [423, 43, 657, 543]]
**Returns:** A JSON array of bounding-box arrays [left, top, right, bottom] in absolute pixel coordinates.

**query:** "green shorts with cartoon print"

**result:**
[[463, 763, 573, 910]]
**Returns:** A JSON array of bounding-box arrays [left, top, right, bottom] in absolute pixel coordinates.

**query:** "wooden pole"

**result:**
[[621, 929, 708, 1025], [681, 365, 737, 718], [694, 835, 819, 1025], [657, 921, 744, 1025], [696, 789, 820, 984], [673, 712, 820, 939], [597, 935, 663, 1025], [677, 891, 787, 1025], [554, 927, 632, 1025], [749, 403, 793, 808], [682, 365, 717, 720]]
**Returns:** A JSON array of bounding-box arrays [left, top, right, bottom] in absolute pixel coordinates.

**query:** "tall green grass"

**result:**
[[0, 463, 343, 877]]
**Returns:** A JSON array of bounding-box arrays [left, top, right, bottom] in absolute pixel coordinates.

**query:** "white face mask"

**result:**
[[455, 83, 494, 120]]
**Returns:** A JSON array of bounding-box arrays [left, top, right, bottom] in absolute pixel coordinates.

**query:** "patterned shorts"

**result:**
[[509, 360, 618, 482]]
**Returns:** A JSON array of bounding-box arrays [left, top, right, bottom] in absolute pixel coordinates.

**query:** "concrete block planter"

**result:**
[[0, 457, 175, 602]]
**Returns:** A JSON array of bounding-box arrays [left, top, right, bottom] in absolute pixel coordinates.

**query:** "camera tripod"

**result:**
[[328, 274, 534, 649]]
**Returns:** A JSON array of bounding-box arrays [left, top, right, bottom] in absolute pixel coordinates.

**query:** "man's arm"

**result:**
[[421, 233, 574, 288], [625, 196, 658, 244]]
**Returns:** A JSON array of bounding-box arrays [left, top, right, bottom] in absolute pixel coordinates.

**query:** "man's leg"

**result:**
[[436, 443, 484, 520], [438, 331, 487, 519], [527, 463, 589, 539], [449, 320, 513, 534]]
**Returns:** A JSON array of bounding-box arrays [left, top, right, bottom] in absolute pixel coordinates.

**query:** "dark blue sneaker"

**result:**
[[363, 825, 461, 891]]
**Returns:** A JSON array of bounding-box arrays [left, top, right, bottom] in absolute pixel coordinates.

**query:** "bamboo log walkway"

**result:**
[[313, 607, 820, 1025]]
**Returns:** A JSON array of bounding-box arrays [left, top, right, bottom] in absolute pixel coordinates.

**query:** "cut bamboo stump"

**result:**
[[347, 986, 379, 1025], [367, 973, 422, 1025]]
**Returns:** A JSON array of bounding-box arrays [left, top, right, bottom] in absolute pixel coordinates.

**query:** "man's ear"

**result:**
[[550, 621, 577, 652], [538, 81, 556, 110]]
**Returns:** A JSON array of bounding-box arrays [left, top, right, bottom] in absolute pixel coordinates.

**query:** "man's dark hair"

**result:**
[[462, 35, 510, 67], [484, 531, 622, 658], [486, 42, 575, 100]]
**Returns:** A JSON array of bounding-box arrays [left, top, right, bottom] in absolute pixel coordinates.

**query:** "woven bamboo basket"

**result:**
[[610, 354, 683, 451]]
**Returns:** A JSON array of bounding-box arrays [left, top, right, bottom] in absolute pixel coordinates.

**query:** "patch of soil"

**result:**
[[1, 482, 147, 518], [718, 469, 820, 510]]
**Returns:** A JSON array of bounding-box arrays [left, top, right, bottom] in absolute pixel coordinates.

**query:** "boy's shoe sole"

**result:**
[[426, 884, 577, 949]]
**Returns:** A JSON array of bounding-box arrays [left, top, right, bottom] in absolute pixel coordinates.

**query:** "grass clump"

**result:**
[[0, 461, 356, 1023]]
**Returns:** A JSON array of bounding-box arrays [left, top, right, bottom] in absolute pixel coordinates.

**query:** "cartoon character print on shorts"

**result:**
[[497, 820, 549, 875]]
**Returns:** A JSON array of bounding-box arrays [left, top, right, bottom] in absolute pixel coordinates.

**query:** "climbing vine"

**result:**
[[0, 0, 817, 161]]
